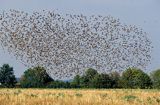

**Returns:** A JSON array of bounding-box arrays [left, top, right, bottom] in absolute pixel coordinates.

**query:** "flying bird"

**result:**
[[0, 10, 152, 80]]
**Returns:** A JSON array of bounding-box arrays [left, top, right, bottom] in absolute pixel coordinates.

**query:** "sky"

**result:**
[[0, 0, 160, 77]]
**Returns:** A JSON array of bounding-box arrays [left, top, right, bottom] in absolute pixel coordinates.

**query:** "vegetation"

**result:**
[[91, 73, 112, 88], [150, 69, 160, 89], [80, 68, 98, 88], [120, 68, 152, 89], [20, 66, 53, 88], [109, 71, 121, 88], [0, 89, 160, 105], [1, 64, 160, 89], [0, 64, 17, 88], [46, 81, 71, 88], [70, 75, 81, 88]]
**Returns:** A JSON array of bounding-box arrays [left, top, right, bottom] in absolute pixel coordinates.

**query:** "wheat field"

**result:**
[[0, 89, 160, 105]]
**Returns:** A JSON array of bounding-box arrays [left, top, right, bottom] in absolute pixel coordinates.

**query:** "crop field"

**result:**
[[0, 89, 160, 105]]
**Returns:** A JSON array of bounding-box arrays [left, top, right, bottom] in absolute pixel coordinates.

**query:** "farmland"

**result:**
[[0, 89, 160, 105]]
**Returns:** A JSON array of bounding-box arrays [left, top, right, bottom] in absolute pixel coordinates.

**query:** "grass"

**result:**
[[0, 89, 160, 105]]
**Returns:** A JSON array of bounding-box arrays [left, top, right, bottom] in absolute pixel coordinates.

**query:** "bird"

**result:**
[[0, 9, 153, 80]]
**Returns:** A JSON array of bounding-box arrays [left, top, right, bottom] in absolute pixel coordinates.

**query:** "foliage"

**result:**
[[0, 63, 156, 89], [91, 73, 112, 88], [109, 71, 121, 88], [70, 75, 81, 88], [46, 81, 71, 88], [20, 66, 53, 88], [0, 64, 17, 88], [120, 67, 152, 89], [80, 68, 98, 88], [150, 69, 160, 89], [0, 89, 160, 105]]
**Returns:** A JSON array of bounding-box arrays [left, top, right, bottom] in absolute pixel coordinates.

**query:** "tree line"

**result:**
[[0, 64, 160, 89]]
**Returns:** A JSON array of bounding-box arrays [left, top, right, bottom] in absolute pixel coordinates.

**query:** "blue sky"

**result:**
[[0, 0, 160, 77]]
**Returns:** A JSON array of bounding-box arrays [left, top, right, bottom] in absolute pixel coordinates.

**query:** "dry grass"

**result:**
[[0, 89, 160, 105]]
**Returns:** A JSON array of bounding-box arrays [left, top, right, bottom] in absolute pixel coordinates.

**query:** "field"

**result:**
[[0, 89, 160, 105]]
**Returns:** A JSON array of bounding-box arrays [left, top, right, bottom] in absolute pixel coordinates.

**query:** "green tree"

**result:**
[[0, 64, 17, 88], [91, 73, 112, 88], [20, 66, 53, 88], [150, 69, 160, 89], [80, 68, 98, 88], [109, 71, 120, 88], [71, 75, 81, 88], [120, 67, 152, 89]]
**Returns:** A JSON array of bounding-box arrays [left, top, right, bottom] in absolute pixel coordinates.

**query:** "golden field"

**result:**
[[0, 89, 160, 105]]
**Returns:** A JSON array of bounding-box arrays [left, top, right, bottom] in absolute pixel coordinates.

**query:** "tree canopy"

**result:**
[[20, 66, 53, 88], [120, 68, 152, 89], [0, 64, 17, 88], [150, 69, 160, 89]]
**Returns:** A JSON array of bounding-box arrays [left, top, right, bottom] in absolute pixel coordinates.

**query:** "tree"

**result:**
[[20, 66, 53, 88], [71, 75, 81, 88], [80, 68, 98, 88], [0, 64, 17, 88], [91, 73, 112, 88], [109, 71, 120, 88], [150, 69, 160, 89], [120, 67, 152, 89]]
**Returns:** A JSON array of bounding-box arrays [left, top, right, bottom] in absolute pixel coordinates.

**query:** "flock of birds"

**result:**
[[0, 10, 152, 80]]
